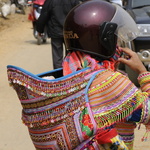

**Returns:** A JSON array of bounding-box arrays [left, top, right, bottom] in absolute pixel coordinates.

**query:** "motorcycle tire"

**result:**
[[43, 39, 47, 43], [37, 35, 42, 45]]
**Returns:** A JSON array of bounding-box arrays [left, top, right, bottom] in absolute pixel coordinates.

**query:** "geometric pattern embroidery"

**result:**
[[29, 116, 80, 150], [7, 64, 148, 150], [13, 84, 28, 100], [30, 125, 70, 149], [7, 66, 99, 150]]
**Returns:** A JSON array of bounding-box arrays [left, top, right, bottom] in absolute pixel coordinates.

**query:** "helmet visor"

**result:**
[[111, 4, 139, 42]]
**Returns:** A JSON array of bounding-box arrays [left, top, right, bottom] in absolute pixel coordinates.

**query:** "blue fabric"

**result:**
[[127, 109, 142, 122]]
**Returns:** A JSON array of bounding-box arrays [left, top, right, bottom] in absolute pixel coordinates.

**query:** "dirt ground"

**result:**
[[0, 7, 28, 32], [0, 7, 51, 150], [0, 7, 150, 150], [0, 14, 19, 31]]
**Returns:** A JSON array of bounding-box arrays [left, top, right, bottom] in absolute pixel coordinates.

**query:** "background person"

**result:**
[[36, 0, 82, 69]]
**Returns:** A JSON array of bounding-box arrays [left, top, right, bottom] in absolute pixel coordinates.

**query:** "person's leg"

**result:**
[[51, 38, 64, 69]]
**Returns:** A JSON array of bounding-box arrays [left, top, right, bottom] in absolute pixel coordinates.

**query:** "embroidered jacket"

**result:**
[[7, 65, 150, 150]]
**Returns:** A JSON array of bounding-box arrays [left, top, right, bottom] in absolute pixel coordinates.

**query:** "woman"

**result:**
[[7, 1, 150, 149]]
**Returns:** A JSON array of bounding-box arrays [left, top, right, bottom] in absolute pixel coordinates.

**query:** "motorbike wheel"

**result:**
[[43, 39, 47, 43], [42, 31, 47, 43], [37, 35, 42, 45]]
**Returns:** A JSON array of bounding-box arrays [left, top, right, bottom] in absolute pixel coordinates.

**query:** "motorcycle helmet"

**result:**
[[63, 0, 139, 60]]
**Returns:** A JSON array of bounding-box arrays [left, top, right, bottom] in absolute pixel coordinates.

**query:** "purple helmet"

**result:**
[[63, 0, 139, 59]]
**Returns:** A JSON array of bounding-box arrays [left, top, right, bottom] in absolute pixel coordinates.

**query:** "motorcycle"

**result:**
[[28, 0, 47, 45]]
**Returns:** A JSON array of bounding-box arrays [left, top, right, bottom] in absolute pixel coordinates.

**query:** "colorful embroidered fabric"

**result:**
[[7, 42, 150, 150], [7, 66, 101, 149], [63, 47, 122, 76], [138, 72, 150, 93], [95, 128, 128, 150], [75, 128, 128, 150], [63, 51, 102, 76], [7, 64, 150, 150], [115, 122, 136, 150], [137, 72, 150, 141]]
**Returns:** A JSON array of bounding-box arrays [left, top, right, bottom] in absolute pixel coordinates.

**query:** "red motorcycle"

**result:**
[[28, 0, 47, 45]]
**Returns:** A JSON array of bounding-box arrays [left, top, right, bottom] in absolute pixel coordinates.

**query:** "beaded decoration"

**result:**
[[7, 65, 102, 149], [7, 65, 148, 150]]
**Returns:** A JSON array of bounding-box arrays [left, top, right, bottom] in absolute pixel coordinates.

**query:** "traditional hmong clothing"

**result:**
[[7, 49, 150, 150]]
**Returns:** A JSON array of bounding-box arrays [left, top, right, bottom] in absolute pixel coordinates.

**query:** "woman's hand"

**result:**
[[118, 47, 147, 74]]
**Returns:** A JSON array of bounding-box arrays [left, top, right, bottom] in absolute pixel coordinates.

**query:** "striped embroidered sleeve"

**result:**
[[88, 70, 145, 128], [138, 72, 150, 93]]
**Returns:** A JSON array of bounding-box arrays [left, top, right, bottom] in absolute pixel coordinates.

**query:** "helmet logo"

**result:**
[[64, 31, 79, 39]]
